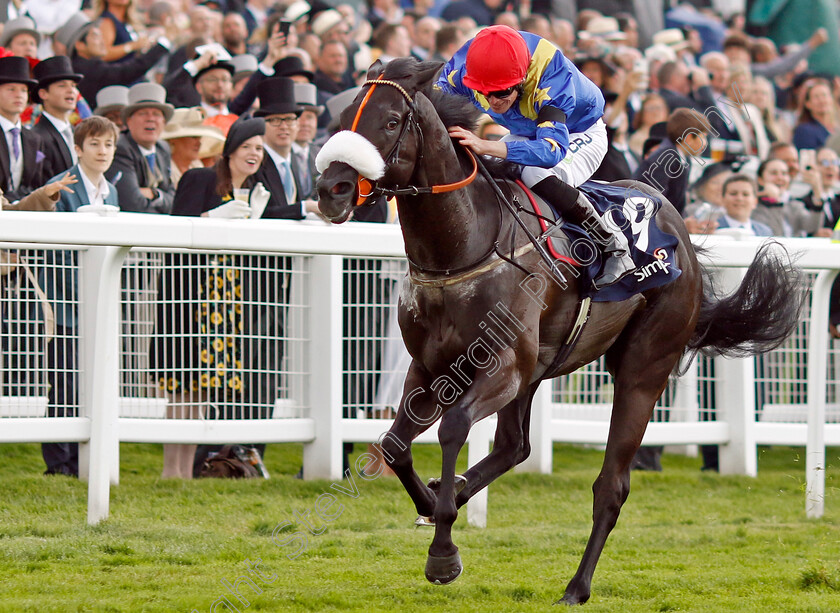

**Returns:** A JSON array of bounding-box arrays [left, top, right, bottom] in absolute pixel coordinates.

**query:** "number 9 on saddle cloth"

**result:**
[[528, 180, 682, 302]]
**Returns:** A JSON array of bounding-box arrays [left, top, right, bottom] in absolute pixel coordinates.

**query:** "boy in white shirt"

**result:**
[[41, 116, 119, 477], [47, 116, 119, 211]]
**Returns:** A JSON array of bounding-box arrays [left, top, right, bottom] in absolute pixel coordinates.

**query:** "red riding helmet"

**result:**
[[462, 26, 530, 92]]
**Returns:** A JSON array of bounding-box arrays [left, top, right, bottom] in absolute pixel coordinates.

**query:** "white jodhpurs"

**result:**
[[503, 118, 608, 188]]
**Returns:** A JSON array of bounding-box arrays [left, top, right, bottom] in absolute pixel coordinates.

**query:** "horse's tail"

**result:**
[[686, 241, 805, 358]]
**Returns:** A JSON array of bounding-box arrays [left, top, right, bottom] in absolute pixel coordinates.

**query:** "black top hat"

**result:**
[[33, 56, 84, 102], [273, 56, 314, 82], [193, 60, 235, 84], [255, 77, 303, 117], [0, 56, 37, 87]]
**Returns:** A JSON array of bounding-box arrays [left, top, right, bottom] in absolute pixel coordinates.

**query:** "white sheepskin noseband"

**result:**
[[315, 130, 386, 180]]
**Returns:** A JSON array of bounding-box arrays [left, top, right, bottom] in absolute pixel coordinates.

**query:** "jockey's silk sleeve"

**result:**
[[435, 31, 605, 169]]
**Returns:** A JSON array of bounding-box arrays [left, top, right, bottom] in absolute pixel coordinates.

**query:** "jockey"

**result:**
[[436, 25, 635, 289]]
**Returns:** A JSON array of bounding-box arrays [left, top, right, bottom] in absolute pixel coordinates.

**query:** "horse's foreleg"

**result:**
[[454, 383, 538, 509], [425, 355, 525, 585], [425, 403, 471, 584], [382, 364, 441, 518]]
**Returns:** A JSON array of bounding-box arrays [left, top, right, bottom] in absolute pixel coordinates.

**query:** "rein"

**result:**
[[350, 77, 478, 203], [347, 76, 558, 284]]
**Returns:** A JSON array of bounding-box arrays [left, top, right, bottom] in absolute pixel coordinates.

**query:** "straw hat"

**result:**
[[311, 9, 344, 37], [579, 16, 626, 42], [284, 0, 311, 22], [162, 107, 225, 142], [652, 29, 691, 51], [644, 43, 677, 64]]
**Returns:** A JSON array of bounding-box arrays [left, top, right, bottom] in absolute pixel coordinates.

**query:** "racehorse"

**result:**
[[315, 58, 803, 605]]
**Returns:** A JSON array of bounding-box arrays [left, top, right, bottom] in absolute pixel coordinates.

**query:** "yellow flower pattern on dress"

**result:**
[[163, 238, 246, 397]]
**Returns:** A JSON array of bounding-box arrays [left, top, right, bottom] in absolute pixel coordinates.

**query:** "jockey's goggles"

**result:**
[[481, 85, 518, 99]]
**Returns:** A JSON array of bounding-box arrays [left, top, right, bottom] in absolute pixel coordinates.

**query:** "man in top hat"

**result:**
[[93, 85, 129, 129], [58, 12, 172, 109], [275, 54, 332, 131], [105, 82, 176, 214], [0, 56, 46, 201], [0, 16, 40, 59], [254, 77, 308, 219], [292, 82, 323, 200], [32, 56, 84, 181]]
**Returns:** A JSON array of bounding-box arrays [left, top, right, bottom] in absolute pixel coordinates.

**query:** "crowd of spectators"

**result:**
[[2, 0, 840, 477]]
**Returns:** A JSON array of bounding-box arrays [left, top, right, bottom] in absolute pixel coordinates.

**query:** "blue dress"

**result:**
[[101, 9, 136, 64], [792, 120, 831, 150]]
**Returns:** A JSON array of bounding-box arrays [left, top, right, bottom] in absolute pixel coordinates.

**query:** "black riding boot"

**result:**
[[530, 176, 635, 289]]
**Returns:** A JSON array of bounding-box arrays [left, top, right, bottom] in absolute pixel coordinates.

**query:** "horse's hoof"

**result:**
[[424, 550, 462, 585], [554, 591, 589, 606], [414, 515, 435, 527], [426, 474, 467, 495]]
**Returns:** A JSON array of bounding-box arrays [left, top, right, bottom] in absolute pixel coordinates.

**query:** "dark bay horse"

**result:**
[[315, 58, 803, 605]]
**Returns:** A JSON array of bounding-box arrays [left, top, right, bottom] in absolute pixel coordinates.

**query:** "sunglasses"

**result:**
[[820, 159, 840, 167], [481, 85, 517, 100]]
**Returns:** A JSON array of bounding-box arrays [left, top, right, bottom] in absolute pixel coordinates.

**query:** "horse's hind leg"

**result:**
[[559, 344, 685, 605], [454, 382, 538, 509]]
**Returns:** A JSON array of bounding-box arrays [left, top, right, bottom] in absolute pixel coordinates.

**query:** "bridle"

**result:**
[[346, 75, 530, 281], [348, 76, 478, 204]]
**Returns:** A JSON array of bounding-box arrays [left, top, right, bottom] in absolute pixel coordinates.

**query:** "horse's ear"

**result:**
[[366, 60, 384, 80], [412, 61, 445, 92]]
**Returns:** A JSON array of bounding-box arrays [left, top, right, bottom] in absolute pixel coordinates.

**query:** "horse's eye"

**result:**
[[386, 119, 399, 130]]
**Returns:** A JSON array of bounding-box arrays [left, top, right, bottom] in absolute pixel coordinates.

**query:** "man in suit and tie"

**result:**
[[105, 82, 176, 214], [32, 56, 84, 182], [0, 56, 46, 202], [292, 82, 323, 201], [254, 77, 309, 219], [715, 174, 774, 236]]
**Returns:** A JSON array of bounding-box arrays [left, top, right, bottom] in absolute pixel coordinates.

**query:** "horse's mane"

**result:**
[[427, 88, 482, 132], [378, 58, 482, 131], [380, 58, 521, 177]]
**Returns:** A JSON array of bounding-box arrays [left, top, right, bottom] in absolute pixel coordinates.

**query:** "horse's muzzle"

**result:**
[[317, 162, 359, 224]]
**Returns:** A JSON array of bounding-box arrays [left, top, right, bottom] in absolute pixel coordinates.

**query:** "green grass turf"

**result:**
[[0, 442, 838, 612]]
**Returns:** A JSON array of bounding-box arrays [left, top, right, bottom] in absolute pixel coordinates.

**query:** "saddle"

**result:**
[[512, 179, 683, 303]]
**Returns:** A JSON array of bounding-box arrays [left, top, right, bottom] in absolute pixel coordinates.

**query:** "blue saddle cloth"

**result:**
[[541, 181, 682, 303]]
